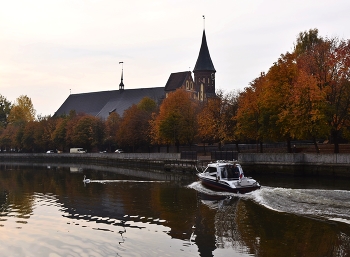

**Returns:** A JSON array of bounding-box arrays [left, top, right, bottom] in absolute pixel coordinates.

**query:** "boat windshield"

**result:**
[[221, 164, 240, 179], [207, 167, 217, 176]]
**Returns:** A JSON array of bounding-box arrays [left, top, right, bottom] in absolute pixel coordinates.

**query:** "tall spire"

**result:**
[[193, 29, 216, 72], [119, 62, 124, 91]]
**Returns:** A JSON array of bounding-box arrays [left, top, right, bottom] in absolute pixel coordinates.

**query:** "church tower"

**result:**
[[193, 29, 216, 101]]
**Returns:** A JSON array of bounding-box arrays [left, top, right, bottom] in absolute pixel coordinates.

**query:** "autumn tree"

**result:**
[[151, 89, 199, 152], [21, 121, 41, 152], [8, 95, 36, 125], [116, 97, 157, 152], [198, 90, 239, 150], [51, 117, 68, 151], [0, 124, 19, 151], [261, 52, 299, 152], [296, 34, 350, 153], [105, 112, 121, 152], [236, 74, 266, 152], [70, 115, 105, 152]]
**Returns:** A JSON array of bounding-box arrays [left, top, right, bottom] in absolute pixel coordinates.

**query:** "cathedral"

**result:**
[[54, 29, 216, 119]]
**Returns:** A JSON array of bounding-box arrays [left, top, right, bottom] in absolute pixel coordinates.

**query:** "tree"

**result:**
[[261, 52, 299, 152], [137, 97, 157, 112], [151, 89, 199, 152], [71, 115, 105, 152], [8, 95, 36, 125], [290, 62, 328, 152], [294, 28, 322, 56], [0, 124, 19, 151], [105, 112, 121, 151], [298, 36, 350, 152], [0, 94, 12, 128], [52, 117, 68, 151], [198, 90, 239, 149], [117, 97, 158, 152], [236, 74, 266, 152]]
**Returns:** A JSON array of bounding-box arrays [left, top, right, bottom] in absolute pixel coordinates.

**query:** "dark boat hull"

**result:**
[[199, 176, 260, 194]]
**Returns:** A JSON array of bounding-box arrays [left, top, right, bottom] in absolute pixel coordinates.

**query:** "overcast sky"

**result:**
[[1, 0, 350, 117]]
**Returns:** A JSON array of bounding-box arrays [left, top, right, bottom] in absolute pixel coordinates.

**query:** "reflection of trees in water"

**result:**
[[213, 197, 248, 253], [236, 200, 350, 257], [0, 168, 35, 222], [202, 194, 350, 257]]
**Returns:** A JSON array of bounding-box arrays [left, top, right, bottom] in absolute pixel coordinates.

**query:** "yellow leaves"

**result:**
[[150, 88, 199, 147], [8, 95, 36, 125]]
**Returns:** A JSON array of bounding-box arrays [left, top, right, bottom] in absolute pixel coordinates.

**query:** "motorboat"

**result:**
[[197, 160, 261, 194]]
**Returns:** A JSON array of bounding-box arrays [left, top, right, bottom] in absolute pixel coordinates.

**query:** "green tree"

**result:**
[[0, 94, 12, 128], [294, 28, 322, 56]]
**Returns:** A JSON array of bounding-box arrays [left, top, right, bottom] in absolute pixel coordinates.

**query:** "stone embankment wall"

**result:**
[[0, 152, 181, 161], [2, 152, 350, 166], [238, 153, 350, 166], [2, 152, 350, 177], [0, 153, 194, 173], [238, 153, 350, 177]]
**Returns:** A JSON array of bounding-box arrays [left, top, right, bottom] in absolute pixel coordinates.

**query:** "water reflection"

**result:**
[[191, 181, 350, 257], [0, 163, 350, 256]]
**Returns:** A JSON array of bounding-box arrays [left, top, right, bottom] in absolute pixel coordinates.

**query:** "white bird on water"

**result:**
[[83, 175, 90, 183]]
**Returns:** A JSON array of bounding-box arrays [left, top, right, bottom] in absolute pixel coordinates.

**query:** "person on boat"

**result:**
[[233, 164, 240, 179], [221, 167, 227, 179], [227, 165, 234, 178]]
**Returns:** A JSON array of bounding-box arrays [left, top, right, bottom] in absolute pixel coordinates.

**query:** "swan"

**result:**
[[83, 175, 91, 183]]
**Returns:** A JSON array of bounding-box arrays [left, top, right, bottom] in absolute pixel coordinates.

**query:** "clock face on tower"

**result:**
[[211, 73, 215, 80]]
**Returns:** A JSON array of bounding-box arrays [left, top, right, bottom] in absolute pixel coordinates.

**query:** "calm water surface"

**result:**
[[1, 163, 350, 257]]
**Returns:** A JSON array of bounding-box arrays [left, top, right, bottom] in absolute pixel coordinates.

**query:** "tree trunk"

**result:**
[[259, 141, 263, 153], [286, 137, 292, 153], [235, 141, 240, 153], [312, 137, 320, 153], [332, 130, 340, 153]]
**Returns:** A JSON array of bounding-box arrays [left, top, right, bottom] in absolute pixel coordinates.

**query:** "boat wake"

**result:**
[[86, 180, 168, 184], [188, 181, 350, 224]]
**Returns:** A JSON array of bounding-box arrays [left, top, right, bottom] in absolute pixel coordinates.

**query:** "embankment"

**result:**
[[1, 152, 350, 177], [238, 153, 350, 177]]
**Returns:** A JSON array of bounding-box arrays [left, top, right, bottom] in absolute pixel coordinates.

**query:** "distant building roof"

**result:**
[[54, 87, 165, 119], [193, 30, 216, 72], [164, 71, 192, 91]]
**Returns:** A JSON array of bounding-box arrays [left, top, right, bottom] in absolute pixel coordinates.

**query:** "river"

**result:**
[[0, 163, 350, 257]]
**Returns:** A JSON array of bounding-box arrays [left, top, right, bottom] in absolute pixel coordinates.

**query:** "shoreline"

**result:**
[[1, 152, 350, 178]]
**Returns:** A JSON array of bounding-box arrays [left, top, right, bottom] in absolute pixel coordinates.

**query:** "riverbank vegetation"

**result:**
[[1, 29, 350, 154]]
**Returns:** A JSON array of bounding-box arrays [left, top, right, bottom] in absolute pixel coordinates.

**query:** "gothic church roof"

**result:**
[[193, 30, 216, 72], [54, 87, 165, 119], [164, 71, 192, 91]]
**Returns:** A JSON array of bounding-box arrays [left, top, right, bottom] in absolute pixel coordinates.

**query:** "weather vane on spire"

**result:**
[[203, 15, 205, 30], [119, 62, 124, 91]]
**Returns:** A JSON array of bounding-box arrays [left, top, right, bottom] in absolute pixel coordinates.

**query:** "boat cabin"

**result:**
[[204, 161, 244, 180]]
